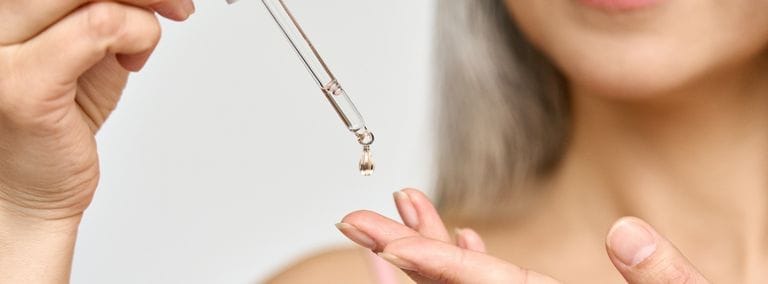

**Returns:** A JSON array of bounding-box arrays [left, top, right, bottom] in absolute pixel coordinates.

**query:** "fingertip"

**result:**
[[455, 228, 487, 253], [340, 209, 377, 225], [393, 190, 420, 228], [398, 189, 452, 243], [400, 188, 428, 199], [606, 217, 657, 267], [182, 0, 196, 16], [116, 50, 152, 72], [400, 188, 439, 214], [455, 228, 468, 248], [150, 2, 193, 22], [21, 2, 163, 84], [606, 217, 707, 283]]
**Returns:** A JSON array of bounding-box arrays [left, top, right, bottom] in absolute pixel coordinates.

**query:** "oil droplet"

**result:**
[[359, 145, 374, 176]]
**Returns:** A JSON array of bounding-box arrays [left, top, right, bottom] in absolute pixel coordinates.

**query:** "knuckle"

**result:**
[[117, 7, 162, 51], [84, 2, 127, 39], [141, 15, 162, 48]]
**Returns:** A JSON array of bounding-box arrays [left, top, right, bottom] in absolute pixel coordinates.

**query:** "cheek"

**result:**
[[505, 0, 768, 98]]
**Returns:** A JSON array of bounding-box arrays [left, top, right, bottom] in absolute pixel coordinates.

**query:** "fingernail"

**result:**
[[607, 218, 657, 267], [378, 252, 417, 271], [393, 191, 420, 228], [182, 0, 196, 15], [335, 223, 377, 250]]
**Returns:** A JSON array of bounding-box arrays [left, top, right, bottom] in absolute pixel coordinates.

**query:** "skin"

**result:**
[[0, 0, 193, 282], [271, 0, 768, 283], [2, 0, 767, 283]]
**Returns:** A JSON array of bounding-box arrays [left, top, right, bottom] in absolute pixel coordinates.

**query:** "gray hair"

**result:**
[[434, 0, 569, 223]]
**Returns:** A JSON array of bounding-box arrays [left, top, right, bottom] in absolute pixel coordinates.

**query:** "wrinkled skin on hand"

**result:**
[[0, 0, 192, 221]]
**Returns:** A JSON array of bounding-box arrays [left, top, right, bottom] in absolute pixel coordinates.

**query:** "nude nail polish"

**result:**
[[393, 191, 420, 228]]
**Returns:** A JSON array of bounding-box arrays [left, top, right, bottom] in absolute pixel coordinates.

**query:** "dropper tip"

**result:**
[[355, 129, 375, 146]]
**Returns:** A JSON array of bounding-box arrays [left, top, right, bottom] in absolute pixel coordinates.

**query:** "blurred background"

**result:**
[[72, 0, 435, 283]]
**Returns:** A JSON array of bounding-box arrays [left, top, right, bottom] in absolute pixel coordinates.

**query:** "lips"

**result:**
[[578, 0, 661, 10]]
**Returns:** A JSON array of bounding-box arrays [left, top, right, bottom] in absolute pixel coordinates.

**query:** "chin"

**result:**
[[564, 58, 699, 99], [558, 43, 767, 101], [505, 0, 768, 101], [551, 39, 718, 99]]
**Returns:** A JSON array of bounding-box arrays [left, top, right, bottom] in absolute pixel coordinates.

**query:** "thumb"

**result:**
[[606, 217, 709, 284]]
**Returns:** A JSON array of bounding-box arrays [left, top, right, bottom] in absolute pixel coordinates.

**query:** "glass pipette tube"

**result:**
[[227, 0, 375, 175], [262, 0, 374, 146]]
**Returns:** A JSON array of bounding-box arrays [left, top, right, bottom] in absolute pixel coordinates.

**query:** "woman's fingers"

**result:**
[[455, 228, 487, 253], [116, 49, 157, 73], [606, 217, 709, 284], [18, 2, 161, 87], [393, 190, 420, 228], [2, 2, 161, 128], [379, 236, 558, 284], [0, 0, 190, 45], [150, 0, 195, 21], [337, 210, 421, 251], [394, 188, 487, 250], [394, 188, 452, 242]]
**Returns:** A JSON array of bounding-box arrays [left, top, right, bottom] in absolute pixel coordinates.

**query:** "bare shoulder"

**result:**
[[264, 247, 377, 284]]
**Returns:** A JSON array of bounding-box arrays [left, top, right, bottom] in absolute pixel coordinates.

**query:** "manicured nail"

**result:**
[[393, 191, 420, 228], [378, 252, 417, 271], [335, 223, 377, 250], [607, 218, 657, 267], [182, 0, 196, 15]]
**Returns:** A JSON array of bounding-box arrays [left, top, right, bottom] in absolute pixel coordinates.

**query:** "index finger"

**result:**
[[339, 210, 422, 251], [381, 236, 559, 284], [0, 0, 192, 44], [400, 188, 452, 242]]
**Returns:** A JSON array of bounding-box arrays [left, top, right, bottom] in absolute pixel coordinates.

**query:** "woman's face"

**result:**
[[505, 0, 768, 97]]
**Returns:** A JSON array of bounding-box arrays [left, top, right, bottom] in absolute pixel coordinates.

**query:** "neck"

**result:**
[[545, 55, 768, 276]]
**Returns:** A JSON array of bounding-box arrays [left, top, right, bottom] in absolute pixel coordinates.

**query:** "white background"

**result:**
[[72, 0, 435, 283]]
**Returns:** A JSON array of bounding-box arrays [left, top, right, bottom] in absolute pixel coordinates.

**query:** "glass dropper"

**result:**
[[227, 0, 375, 176]]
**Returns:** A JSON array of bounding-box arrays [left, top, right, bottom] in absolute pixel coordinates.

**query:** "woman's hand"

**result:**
[[336, 189, 709, 283], [0, 1, 192, 282], [0, 0, 191, 222]]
